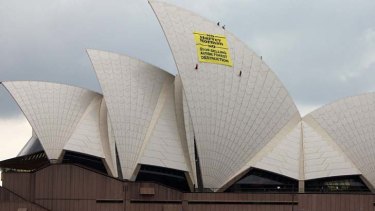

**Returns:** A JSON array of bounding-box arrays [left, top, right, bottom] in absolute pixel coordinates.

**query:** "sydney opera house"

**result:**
[[1, 1, 375, 211]]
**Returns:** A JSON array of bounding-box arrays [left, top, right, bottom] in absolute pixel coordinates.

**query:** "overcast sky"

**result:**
[[1, 0, 375, 161]]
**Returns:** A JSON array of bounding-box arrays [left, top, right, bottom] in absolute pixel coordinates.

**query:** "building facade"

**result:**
[[1, 1, 375, 210]]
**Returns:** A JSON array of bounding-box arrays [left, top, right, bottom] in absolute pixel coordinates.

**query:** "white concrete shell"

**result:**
[[3, 81, 99, 161], [100, 100, 118, 177], [248, 115, 302, 180], [64, 95, 105, 158], [302, 116, 360, 180], [307, 93, 375, 188], [63, 95, 118, 177], [150, 0, 300, 189], [4, 81, 118, 176], [175, 75, 197, 185], [138, 77, 191, 174], [87, 49, 191, 180]]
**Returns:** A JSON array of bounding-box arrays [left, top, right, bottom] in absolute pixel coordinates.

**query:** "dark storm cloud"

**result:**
[[1, 0, 375, 117]]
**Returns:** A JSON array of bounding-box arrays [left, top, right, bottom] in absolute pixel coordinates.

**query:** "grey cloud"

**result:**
[[1, 0, 375, 118], [166, 0, 375, 107]]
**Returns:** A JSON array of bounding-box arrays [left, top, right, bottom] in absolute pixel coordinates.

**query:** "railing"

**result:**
[[305, 185, 371, 193], [192, 185, 371, 194], [194, 185, 298, 193]]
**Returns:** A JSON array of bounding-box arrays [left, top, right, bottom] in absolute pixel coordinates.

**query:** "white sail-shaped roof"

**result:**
[[174, 75, 197, 185], [302, 116, 360, 180], [3, 81, 99, 160], [87, 49, 182, 180], [150, 0, 300, 189], [138, 77, 191, 174], [99, 99, 118, 177], [308, 93, 375, 188], [249, 117, 302, 180], [61, 96, 117, 177], [64, 96, 105, 158]]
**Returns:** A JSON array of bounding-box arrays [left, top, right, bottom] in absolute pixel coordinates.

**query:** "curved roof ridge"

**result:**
[[1, 80, 102, 96], [2, 81, 101, 160], [86, 48, 175, 77], [306, 91, 375, 117], [148, 0, 299, 115], [149, 0, 300, 189], [87, 49, 178, 180], [307, 91, 375, 189]]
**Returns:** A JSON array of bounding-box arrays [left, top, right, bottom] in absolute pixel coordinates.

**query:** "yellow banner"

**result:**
[[193, 32, 233, 67]]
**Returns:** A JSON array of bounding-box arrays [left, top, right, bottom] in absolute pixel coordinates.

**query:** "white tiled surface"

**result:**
[[3, 81, 98, 160], [251, 118, 302, 180], [309, 93, 375, 186], [139, 78, 189, 172], [302, 117, 360, 180], [107, 113, 119, 177], [150, 1, 299, 189], [99, 99, 118, 177], [174, 75, 196, 184], [64, 96, 105, 158], [183, 84, 197, 180], [87, 49, 175, 179]]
